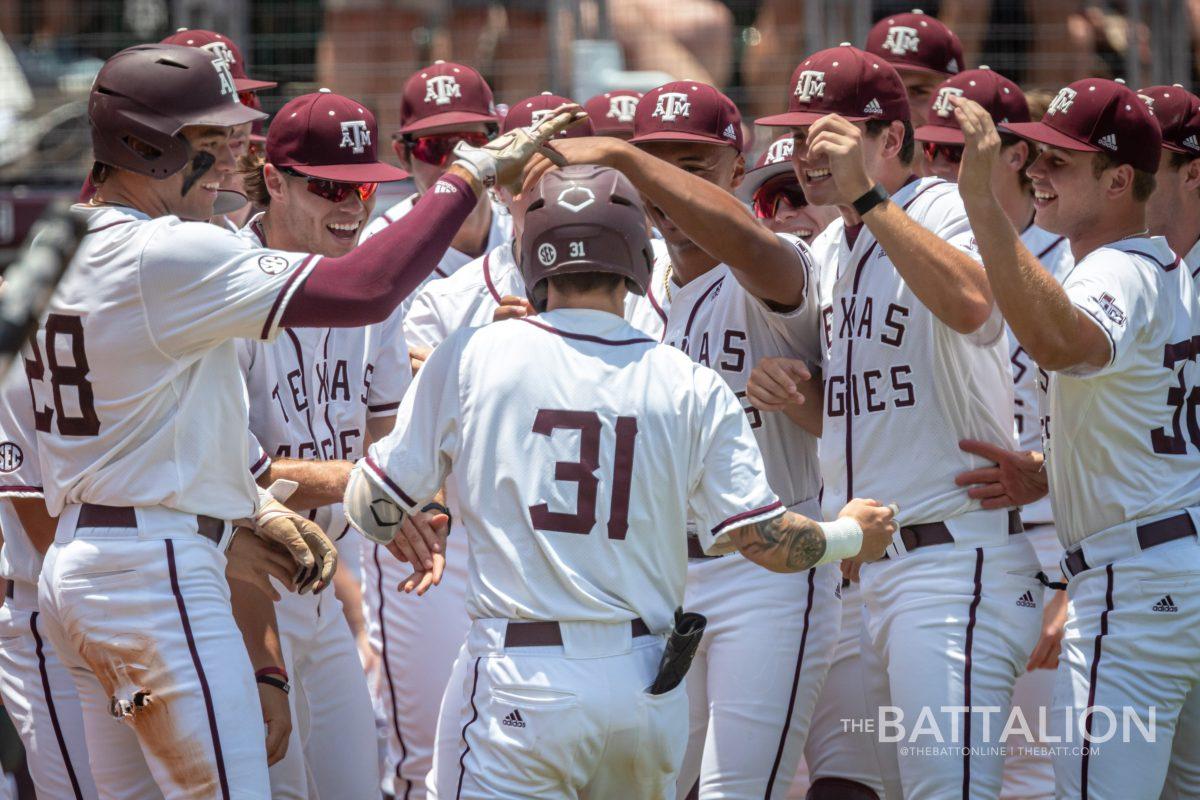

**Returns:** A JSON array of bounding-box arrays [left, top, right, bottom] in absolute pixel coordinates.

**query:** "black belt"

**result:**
[[4, 583, 11, 600], [77, 504, 225, 546], [882, 509, 1023, 559], [504, 618, 652, 648], [1063, 512, 1197, 578], [687, 535, 721, 560]]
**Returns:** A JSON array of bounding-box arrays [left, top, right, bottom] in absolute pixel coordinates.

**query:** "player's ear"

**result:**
[[1004, 140, 1029, 174], [730, 153, 746, 189], [1183, 156, 1200, 194], [263, 163, 288, 204], [1105, 162, 1134, 199]]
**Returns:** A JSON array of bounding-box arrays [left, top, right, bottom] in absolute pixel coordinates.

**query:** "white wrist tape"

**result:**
[[815, 516, 863, 565]]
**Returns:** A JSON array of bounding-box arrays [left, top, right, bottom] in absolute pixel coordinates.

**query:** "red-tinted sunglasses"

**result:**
[[406, 132, 492, 167], [923, 141, 964, 164], [753, 175, 808, 219], [282, 167, 378, 203], [239, 91, 262, 110]]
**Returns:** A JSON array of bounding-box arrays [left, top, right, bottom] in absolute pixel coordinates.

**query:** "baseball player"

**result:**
[[28, 42, 576, 797], [953, 78, 1200, 799], [361, 60, 510, 288], [364, 90, 600, 799], [343, 164, 897, 799], [528, 80, 843, 800], [0, 366, 98, 799], [736, 135, 838, 243], [755, 44, 1043, 799], [235, 88, 412, 799], [1141, 84, 1200, 281], [865, 9, 964, 175], [584, 90, 643, 139], [915, 66, 1074, 800]]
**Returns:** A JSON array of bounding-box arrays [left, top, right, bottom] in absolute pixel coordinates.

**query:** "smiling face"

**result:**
[[765, 193, 839, 242], [633, 140, 742, 255], [143, 125, 236, 220], [790, 120, 898, 208], [264, 165, 376, 257]]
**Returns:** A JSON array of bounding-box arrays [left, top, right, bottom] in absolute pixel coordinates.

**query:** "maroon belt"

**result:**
[[77, 504, 225, 546], [504, 618, 652, 648], [687, 535, 720, 560], [1063, 512, 1197, 578], [881, 509, 1023, 558]]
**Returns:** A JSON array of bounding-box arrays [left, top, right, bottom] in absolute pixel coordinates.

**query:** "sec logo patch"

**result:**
[[0, 442, 23, 473], [258, 255, 289, 275], [537, 243, 557, 266]]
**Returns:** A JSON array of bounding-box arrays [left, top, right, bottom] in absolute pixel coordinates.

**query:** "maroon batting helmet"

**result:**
[[519, 165, 654, 311], [89, 44, 266, 179]]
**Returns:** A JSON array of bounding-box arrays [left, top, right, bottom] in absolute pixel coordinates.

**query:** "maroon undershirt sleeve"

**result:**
[[280, 172, 477, 328]]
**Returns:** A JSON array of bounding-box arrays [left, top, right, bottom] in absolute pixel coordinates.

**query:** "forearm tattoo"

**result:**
[[728, 512, 827, 572]]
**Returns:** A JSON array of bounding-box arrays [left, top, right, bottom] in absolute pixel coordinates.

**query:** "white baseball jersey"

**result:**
[[363, 308, 783, 632], [0, 365, 46, 585], [660, 235, 823, 508], [404, 239, 670, 349], [31, 205, 318, 518], [235, 216, 412, 468], [811, 178, 1015, 526], [1186, 237, 1200, 287], [1041, 236, 1200, 547], [1011, 224, 1073, 525]]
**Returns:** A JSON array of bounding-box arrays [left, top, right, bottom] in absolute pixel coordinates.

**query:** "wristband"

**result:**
[[851, 183, 890, 217], [256, 674, 290, 695], [422, 501, 453, 535], [815, 517, 864, 566], [255, 666, 288, 681]]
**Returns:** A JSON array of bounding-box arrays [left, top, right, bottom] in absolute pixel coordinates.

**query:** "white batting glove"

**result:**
[[451, 103, 586, 192]]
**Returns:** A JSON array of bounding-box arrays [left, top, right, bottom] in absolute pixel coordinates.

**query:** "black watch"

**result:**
[[851, 183, 890, 217], [422, 501, 453, 536]]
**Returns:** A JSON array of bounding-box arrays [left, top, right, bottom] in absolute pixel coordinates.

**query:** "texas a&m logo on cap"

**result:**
[[1047, 87, 1077, 116], [530, 108, 556, 128], [607, 95, 638, 123], [795, 70, 826, 103], [882, 26, 921, 56], [202, 41, 237, 69], [932, 86, 964, 118], [424, 75, 462, 106], [339, 120, 372, 154], [211, 55, 238, 99], [764, 137, 794, 164], [653, 92, 691, 122]]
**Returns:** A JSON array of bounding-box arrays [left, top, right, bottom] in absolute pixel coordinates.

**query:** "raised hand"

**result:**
[[950, 95, 1002, 202], [805, 114, 875, 206], [453, 103, 589, 192]]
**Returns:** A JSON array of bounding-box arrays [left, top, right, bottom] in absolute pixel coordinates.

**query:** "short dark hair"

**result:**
[[865, 119, 915, 166], [545, 272, 626, 298], [1091, 152, 1156, 202]]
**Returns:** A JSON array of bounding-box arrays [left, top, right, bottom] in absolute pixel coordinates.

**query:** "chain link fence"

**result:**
[[1, 0, 1197, 255]]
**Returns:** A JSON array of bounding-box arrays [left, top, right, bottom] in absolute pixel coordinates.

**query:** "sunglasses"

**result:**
[[753, 176, 808, 219], [239, 91, 262, 110], [923, 142, 964, 164], [281, 167, 378, 203], [406, 132, 492, 167]]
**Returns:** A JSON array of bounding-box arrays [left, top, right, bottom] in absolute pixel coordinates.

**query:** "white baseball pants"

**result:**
[[676, 549, 842, 800], [267, 580, 378, 800], [859, 532, 1043, 800], [0, 579, 97, 799], [363, 533, 471, 799], [37, 506, 271, 800], [1050, 515, 1200, 799], [428, 617, 686, 799]]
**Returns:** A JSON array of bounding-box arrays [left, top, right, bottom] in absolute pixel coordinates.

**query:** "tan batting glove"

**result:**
[[451, 103, 588, 192], [250, 482, 338, 595]]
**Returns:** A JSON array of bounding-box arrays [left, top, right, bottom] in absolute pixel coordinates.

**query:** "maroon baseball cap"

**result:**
[[584, 90, 643, 137], [1003, 79, 1161, 174], [630, 81, 743, 151], [397, 60, 500, 136], [915, 67, 1029, 144], [758, 44, 910, 127], [503, 92, 595, 138], [160, 28, 276, 92], [267, 89, 409, 182], [865, 10, 963, 76], [735, 135, 798, 201], [1138, 84, 1200, 156]]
